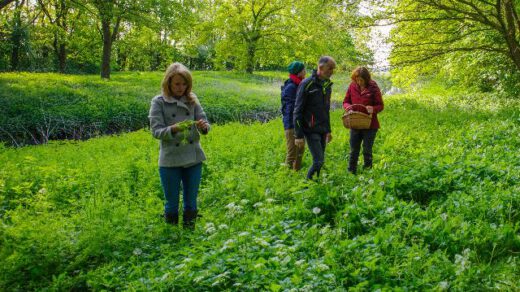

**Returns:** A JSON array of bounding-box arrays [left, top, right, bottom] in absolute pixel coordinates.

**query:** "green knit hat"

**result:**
[[288, 61, 305, 74]]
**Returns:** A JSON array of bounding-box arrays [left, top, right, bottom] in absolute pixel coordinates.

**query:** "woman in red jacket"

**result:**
[[343, 67, 384, 174]]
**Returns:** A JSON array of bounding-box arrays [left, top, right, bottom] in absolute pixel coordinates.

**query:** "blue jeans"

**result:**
[[304, 133, 327, 180], [159, 163, 202, 215]]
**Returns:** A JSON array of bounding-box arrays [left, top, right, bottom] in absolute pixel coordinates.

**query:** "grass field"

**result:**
[[1, 77, 519, 290]]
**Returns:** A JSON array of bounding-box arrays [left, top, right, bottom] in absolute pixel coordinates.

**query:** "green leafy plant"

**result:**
[[176, 120, 196, 145], [1, 77, 519, 291]]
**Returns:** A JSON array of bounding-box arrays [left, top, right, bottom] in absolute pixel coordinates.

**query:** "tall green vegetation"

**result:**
[[0, 71, 290, 146], [1, 86, 519, 290], [0, 0, 364, 77], [361, 0, 520, 92]]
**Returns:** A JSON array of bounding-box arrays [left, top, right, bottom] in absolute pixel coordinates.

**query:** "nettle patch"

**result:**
[[0, 86, 519, 290]]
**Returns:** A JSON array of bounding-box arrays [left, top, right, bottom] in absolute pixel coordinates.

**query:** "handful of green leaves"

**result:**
[[176, 120, 196, 144]]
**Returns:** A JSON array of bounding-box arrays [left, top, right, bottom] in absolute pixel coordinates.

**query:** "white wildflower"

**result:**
[[361, 217, 376, 226], [133, 248, 142, 256], [312, 207, 321, 215], [270, 256, 280, 263], [225, 202, 236, 209], [254, 237, 270, 247], [175, 263, 186, 269], [281, 255, 292, 265], [225, 202, 243, 216], [316, 263, 329, 271], [320, 225, 330, 234], [455, 249, 471, 275], [438, 281, 450, 290], [220, 239, 236, 252], [205, 223, 216, 235], [160, 273, 170, 282], [253, 202, 264, 208]]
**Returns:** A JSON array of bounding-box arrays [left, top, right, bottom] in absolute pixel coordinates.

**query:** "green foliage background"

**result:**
[[0, 70, 391, 146], [0, 71, 283, 145], [0, 0, 364, 74]]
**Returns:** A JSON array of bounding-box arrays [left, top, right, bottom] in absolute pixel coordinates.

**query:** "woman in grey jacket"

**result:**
[[148, 62, 210, 229]]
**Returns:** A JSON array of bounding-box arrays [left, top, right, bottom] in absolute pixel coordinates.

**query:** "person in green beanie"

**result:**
[[281, 61, 306, 170]]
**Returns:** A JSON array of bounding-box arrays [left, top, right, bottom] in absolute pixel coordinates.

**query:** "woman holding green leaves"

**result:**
[[148, 62, 210, 229]]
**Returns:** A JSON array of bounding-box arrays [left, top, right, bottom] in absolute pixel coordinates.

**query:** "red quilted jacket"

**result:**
[[343, 80, 384, 129]]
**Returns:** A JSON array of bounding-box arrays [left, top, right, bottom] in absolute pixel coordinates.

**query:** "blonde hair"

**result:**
[[161, 62, 198, 105]]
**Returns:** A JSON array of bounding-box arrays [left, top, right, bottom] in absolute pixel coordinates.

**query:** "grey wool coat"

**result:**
[[148, 94, 211, 167]]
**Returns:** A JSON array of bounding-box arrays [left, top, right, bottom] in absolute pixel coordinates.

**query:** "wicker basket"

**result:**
[[342, 104, 372, 129]]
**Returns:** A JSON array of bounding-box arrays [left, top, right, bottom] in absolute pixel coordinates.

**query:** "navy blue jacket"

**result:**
[[281, 78, 298, 129], [293, 70, 333, 139]]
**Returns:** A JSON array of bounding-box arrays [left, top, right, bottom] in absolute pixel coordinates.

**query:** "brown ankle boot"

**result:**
[[183, 210, 198, 230]]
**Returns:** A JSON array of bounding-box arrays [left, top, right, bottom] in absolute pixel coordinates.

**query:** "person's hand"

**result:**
[[295, 138, 305, 148], [196, 119, 209, 131], [325, 133, 332, 144], [170, 124, 181, 133], [366, 106, 374, 114]]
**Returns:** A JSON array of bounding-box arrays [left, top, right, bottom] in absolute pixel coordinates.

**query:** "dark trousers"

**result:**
[[349, 129, 378, 172], [304, 133, 327, 179]]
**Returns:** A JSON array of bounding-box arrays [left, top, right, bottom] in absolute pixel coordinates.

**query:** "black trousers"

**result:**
[[349, 129, 378, 172], [304, 132, 327, 179]]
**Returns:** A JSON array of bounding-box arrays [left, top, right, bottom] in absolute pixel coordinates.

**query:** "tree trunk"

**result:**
[[101, 18, 112, 79], [502, 0, 520, 70], [52, 33, 66, 73], [245, 41, 256, 74], [10, 31, 20, 70], [58, 43, 66, 73], [10, 0, 22, 70], [57, 0, 67, 73]]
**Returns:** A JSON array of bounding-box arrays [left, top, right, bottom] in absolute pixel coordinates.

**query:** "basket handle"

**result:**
[[345, 104, 367, 110], [345, 104, 372, 116]]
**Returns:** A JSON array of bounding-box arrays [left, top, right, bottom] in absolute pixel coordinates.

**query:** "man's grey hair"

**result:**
[[318, 56, 336, 68]]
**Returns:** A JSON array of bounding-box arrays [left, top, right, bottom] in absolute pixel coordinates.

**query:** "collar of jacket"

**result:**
[[311, 70, 333, 88], [163, 95, 190, 111], [353, 80, 377, 94]]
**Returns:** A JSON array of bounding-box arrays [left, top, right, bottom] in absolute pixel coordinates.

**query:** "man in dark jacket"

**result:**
[[294, 56, 336, 180], [281, 61, 306, 170]]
